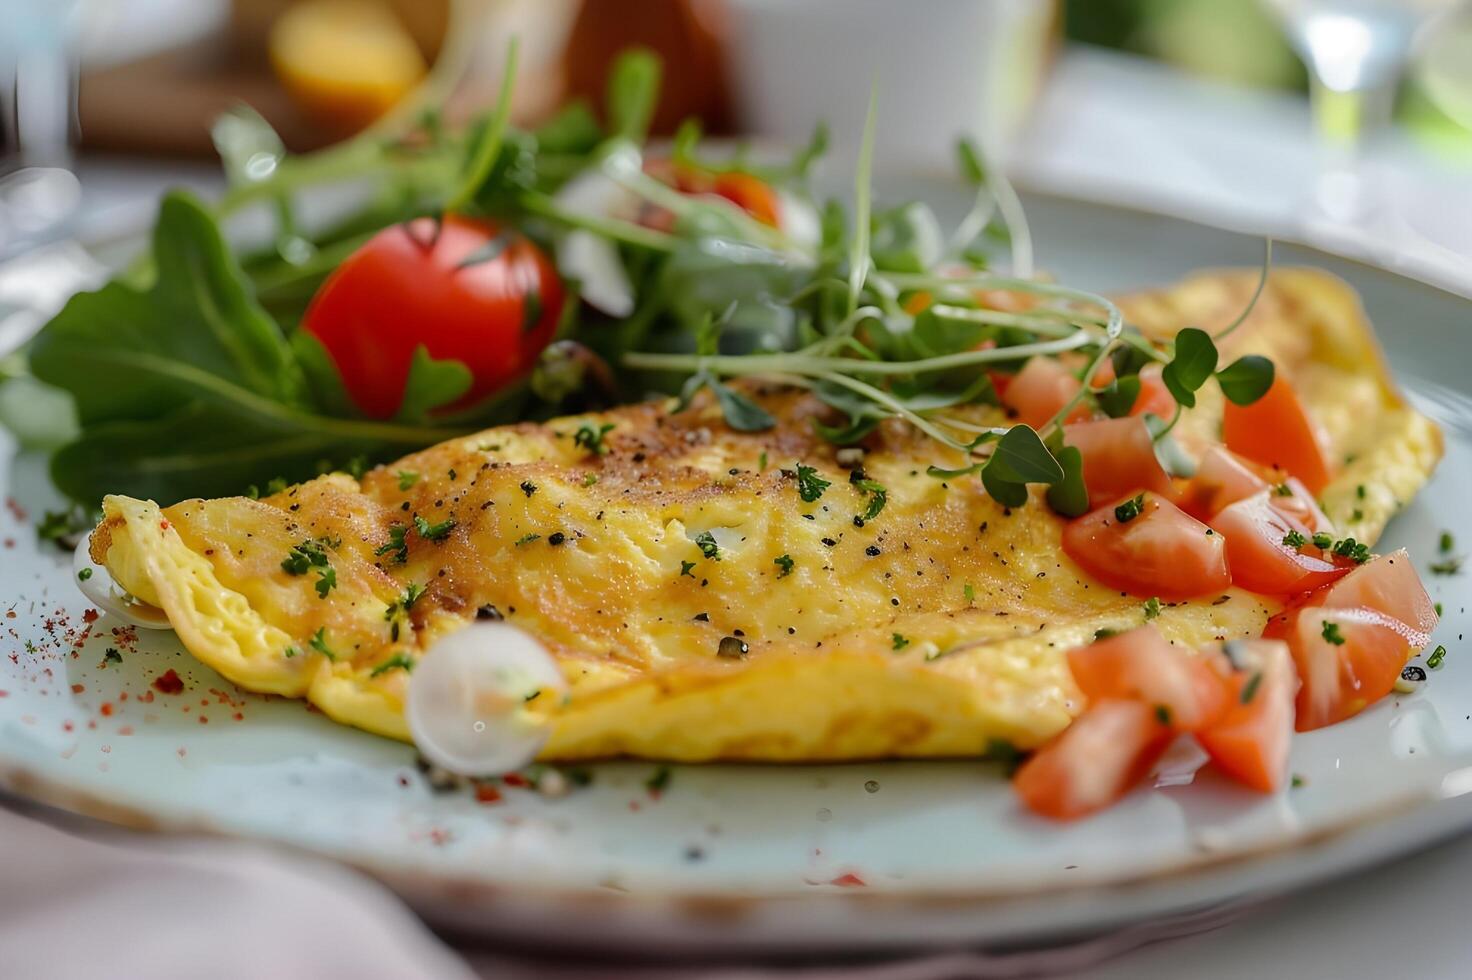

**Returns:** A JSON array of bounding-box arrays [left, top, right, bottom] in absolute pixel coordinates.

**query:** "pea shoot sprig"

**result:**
[[622, 90, 1277, 518]]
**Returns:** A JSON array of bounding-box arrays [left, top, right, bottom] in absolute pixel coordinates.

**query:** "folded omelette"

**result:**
[[89, 269, 1442, 760]]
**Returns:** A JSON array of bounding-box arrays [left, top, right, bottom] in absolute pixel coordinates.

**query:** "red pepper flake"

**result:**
[[502, 773, 530, 789], [70, 683, 83, 694], [830, 872, 868, 888], [152, 669, 184, 694], [474, 784, 503, 805], [62, 720, 73, 732], [118, 692, 128, 701], [198, 715, 209, 724], [232, 712, 244, 722], [100, 702, 114, 717], [397, 774, 411, 788], [86, 720, 97, 730], [137, 690, 154, 703], [82, 609, 99, 624], [159, 519, 171, 530], [118, 726, 134, 736]]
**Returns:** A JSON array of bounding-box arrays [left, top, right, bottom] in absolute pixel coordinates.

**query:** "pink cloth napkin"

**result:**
[[0, 803, 1243, 979]]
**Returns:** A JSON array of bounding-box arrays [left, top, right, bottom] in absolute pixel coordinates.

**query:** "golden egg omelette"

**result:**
[[89, 268, 1442, 761]]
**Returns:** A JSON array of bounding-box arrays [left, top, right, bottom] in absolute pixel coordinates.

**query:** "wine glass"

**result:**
[[1260, 0, 1465, 225]]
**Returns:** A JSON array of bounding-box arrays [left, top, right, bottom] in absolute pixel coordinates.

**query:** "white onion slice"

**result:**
[[406, 622, 567, 777], [72, 537, 172, 630]]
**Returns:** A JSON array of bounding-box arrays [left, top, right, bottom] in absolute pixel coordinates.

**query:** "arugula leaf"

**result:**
[[1216, 355, 1275, 406], [710, 381, 776, 432], [1161, 328, 1218, 409], [393, 346, 474, 423], [607, 48, 662, 142]]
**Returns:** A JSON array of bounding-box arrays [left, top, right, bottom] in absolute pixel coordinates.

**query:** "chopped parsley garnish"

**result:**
[[1273, 483, 1294, 497], [1240, 671, 1263, 704], [103, 647, 122, 664], [403, 583, 426, 608], [694, 530, 721, 560], [794, 462, 831, 503], [1113, 493, 1146, 524], [1312, 532, 1334, 549], [758, 451, 768, 471], [520, 480, 538, 497], [964, 583, 976, 604], [1331, 537, 1371, 564], [583, 472, 600, 487], [1441, 531, 1456, 553], [77, 568, 93, 581], [281, 540, 330, 575], [284, 646, 299, 658], [1428, 645, 1448, 669], [375, 525, 409, 563], [1356, 484, 1366, 500], [892, 633, 910, 651], [853, 478, 888, 521], [314, 566, 337, 598], [370, 653, 415, 678], [573, 422, 615, 455], [773, 554, 794, 578], [1430, 556, 1463, 576], [397, 470, 420, 491], [1154, 704, 1172, 726], [1321, 621, 1346, 645], [413, 514, 456, 543], [515, 533, 541, 546], [1435, 602, 1444, 616], [1282, 529, 1307, 549], [680, 559, 697, 577], [1094, 627, 1119, 640], [309, 627, 337, 661], [646, 765, 672, 793], [1291, 774, 1305, 788], [1351, 508, 1364, 523], [985, 738, 1023, 775], [1143, 596, 1161, 620], [38, 506, 89, 542]]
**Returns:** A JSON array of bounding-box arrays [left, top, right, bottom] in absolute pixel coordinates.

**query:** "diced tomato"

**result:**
[[1222, 376, 1333, 494], [1269, 607, 1415, 731], [709, 171, 781, 227], [1211, 491, 1349, 595], [1316, 549, 1438, 639], [1012, 699, 1172, 820], [1063, 492, 1231, 599], [1196, 639, 1296, 792], [1129, 363, 1178, 420], [1179, 446, 1270, 521], [1002, 356, 1090, 429], [1066, 626, 1228, 732], [1062, 417, 1172, 500]]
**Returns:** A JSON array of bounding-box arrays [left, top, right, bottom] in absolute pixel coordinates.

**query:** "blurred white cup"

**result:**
[[715, 0, 1057, 171]]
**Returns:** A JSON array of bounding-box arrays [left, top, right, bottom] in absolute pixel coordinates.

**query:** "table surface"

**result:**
[[22, 44, 1472, 979]]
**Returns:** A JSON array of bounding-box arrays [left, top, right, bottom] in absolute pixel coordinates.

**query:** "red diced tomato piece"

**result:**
[[1222, 376, 1333, 494], [1211, 491, 1349, 595], [1062, 417, 1172, 500], [1066, 625, 1228, 732], [1269, 606, 1417, 731], [1196, 639, 1297, 792], [1062, 492, 1231, 599], [1013, 699, 1172, 820], [1002, 356, 1089, 429]]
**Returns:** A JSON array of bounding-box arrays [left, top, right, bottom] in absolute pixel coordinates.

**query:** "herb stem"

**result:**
[[446, 37, 519, 211], [815, 372, 971, 451], [521, 191, 679, 251], [1214, 238, 1272, 341]]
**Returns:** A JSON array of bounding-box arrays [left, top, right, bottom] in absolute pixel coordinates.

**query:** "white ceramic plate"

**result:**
[[3, 189, 1471, 955]]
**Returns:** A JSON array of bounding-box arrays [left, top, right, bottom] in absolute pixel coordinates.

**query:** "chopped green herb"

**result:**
[[309, 627, 337, 661], [1273, 483, 1294, 497], [520, 480, 538, 497], [403, 583, 426, 608], [892, 632, 910, 651], [964, 582, 976, 604], [1282, 529, 1307, 549], [314, 566, 337, 598], [284, 646, 299, 658], [515, 532, 541, 546], [794, 462, 831, 503], [370, 653, 415, 677], [573, 422, 615, 455], [853, 478, 888, 520], [1321, 621, 1346, 645], [758, 451, 768, 471], [1331, 537, 1371, 564], [103, 647, 122, 663], [694, 530, 721, 560], [1435, 602, 1444, 616], [38, 507, 89, 542], [1113, 493, 1146, 524], [1351, 508, 1364, 523], [646, 765, 672, 793], [1312, 532, 1334, 549], [1441, 531, 1456, 553], [1094, 627, 1118, 640], [583, 472, 599, 487], [413, 514, 456, 543], [1428, 645, 1448, 669], [1240, 671, 1263, 704], [375, 525, 409, 563], [281, 540, 330, 575], [1143, 596, 1161, 620], [77, 568, 93, 581], [773, 554, 794, 578], [1356, 484, 1366, 500], [985, 738, 1023, 775], [397, 470, 420, 491], [1431, 557, 1463, 576], [1291, 774, 1305, 789], [1154, 704, 1172, 726], [680, 559, 697, 578]]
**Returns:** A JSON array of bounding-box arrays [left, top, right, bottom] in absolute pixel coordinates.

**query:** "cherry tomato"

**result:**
[[1267, 606, 1414, 731], [1063, 491, 1231, 600], [1222, 376, 1333, 494], [1003, 356, 1090, 429], [1066, 625, 1228, 732], [645, 161, 783, 227], [303, 215, 564, 419], [1196, 639, 1296, 792], [1210, 491, 1349, 596], [1129, 363, 1178, 420], [1062, 416, 1172, 500], [1013, 699, 1172, 820]]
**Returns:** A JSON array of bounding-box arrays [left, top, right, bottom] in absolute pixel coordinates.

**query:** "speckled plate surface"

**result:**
[[3, 190, 1471, 955]]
